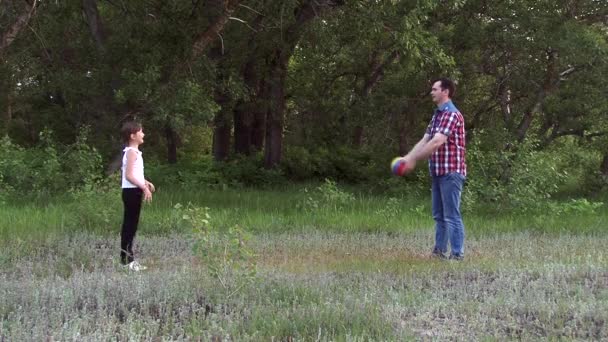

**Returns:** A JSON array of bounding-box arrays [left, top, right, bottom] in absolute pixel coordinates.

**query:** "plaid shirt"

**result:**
[[425, 100, 466, 177]]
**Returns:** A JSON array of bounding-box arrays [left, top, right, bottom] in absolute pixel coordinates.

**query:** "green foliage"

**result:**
[[464, 133, 570, 212], [0, 128, 103, 196], [461, 131, 605, 216], [463, 132, 568, 212], [506, 147, 569, 212], [0, 136, 30, 193], [1, 0, 606, 207], [62, 126, 104, 190]]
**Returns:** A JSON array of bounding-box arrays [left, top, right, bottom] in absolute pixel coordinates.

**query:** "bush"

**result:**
[[62, 127, 103, 190], [146, 153, 286, 189], [281, 146, 334, 180], [65, 179, 122, 233], [214, 153, 285, 187], [282, 146, 373, 182], [464, 132, 573, 213], [145, 157, 222, 188], [0, 128, 103, 196]]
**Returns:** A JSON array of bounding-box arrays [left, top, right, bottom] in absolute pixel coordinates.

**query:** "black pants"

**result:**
[[121, 188, 143, 264]]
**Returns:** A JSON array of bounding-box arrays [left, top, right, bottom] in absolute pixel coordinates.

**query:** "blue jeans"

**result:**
[[431, 173, 465, 257]]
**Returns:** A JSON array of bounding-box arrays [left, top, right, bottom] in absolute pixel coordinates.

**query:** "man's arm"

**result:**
[[404, 133, 447, 163], [405, 134, 431, 159]]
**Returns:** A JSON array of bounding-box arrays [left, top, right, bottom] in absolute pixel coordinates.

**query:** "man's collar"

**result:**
[[435, 100, 456, 113]]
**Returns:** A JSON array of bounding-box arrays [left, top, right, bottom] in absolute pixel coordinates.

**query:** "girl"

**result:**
[[120, 121, 154, 271]]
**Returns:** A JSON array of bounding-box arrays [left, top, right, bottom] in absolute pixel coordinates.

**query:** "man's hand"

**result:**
[[402, 155, 417, 172]]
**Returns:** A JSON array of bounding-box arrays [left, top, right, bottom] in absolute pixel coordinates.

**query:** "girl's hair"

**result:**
[[121, 121, 142, 143]]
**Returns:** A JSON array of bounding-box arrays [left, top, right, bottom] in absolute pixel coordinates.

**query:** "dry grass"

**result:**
[[1, 230, 607, 340]]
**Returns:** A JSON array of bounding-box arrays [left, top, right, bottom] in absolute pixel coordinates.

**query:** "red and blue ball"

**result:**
[[391, 157, 410, 176]]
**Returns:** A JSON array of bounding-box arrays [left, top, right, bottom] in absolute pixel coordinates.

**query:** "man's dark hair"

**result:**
[[121, 121, 142, 143], [432, 77, 456, 98]]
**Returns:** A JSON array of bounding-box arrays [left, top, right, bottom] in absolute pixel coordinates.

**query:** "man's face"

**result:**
[[430, 81, 449, 104]]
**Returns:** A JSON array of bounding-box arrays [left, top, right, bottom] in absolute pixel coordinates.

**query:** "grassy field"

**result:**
[[1, 186, 607, 340]]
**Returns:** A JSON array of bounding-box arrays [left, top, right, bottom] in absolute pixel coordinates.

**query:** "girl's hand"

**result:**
[[143, 187, 153, 202], [146, 181, 155, 193]]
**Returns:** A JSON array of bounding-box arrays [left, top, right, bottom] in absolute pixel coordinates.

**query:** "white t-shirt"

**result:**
[[121, 147, 145, 188]]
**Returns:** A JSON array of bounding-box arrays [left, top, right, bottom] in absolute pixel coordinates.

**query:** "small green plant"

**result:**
[[547, 198, 604, 216], [409, 203, 428, 218], [176, 203, 257, 298], [375, 197, 402, 221], [296, 179, 355, 212], [317, 178, 355, 205], [296, 187, 320, 212]]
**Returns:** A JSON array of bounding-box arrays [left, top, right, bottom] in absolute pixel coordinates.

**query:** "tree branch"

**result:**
[[0, 0, 38, 56], [189, 0, 241, 63]]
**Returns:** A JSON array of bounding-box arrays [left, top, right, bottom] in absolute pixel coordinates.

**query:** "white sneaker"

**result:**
[[126, 261, 147, 271]]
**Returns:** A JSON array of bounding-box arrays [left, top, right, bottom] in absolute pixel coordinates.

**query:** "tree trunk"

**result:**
[[233, 103, 252, 155], [263, 52, 288, 168], [82, 0, 127, 120], [498, 80, 512, 129], [258, 0, 345, 166], [351, 50, 399, 148], [212, 109, 231, 161], [396, 103, 419, 156], [5, 92, 12, 135], [515, 50, 560, 143], [398, 125, 409, 156], [398, 135, 409, 156], [82, 0, 106, 53], [601, 153, 608, 178], [251, 107, 266, 151], [250, 74, 269, 152], [233, 97, 266, 155], [165, 124, 179, 164], [352, 126, 364, 147], [233, 54, 261, 155]]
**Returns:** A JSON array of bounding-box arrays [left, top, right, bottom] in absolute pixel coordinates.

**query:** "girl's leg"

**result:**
[[120, 188, 143, 264]]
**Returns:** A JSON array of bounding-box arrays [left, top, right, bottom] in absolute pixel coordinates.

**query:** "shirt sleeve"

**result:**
[[425, 118, 433, 135], [436, 112, 459, 137]]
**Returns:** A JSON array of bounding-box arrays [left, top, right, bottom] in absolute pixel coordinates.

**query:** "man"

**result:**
[[402, 78, 467, 260]]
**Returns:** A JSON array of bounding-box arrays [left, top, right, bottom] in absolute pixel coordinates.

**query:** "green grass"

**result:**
[[1, 186, 607, 339], [1, 186, 606, 240]]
